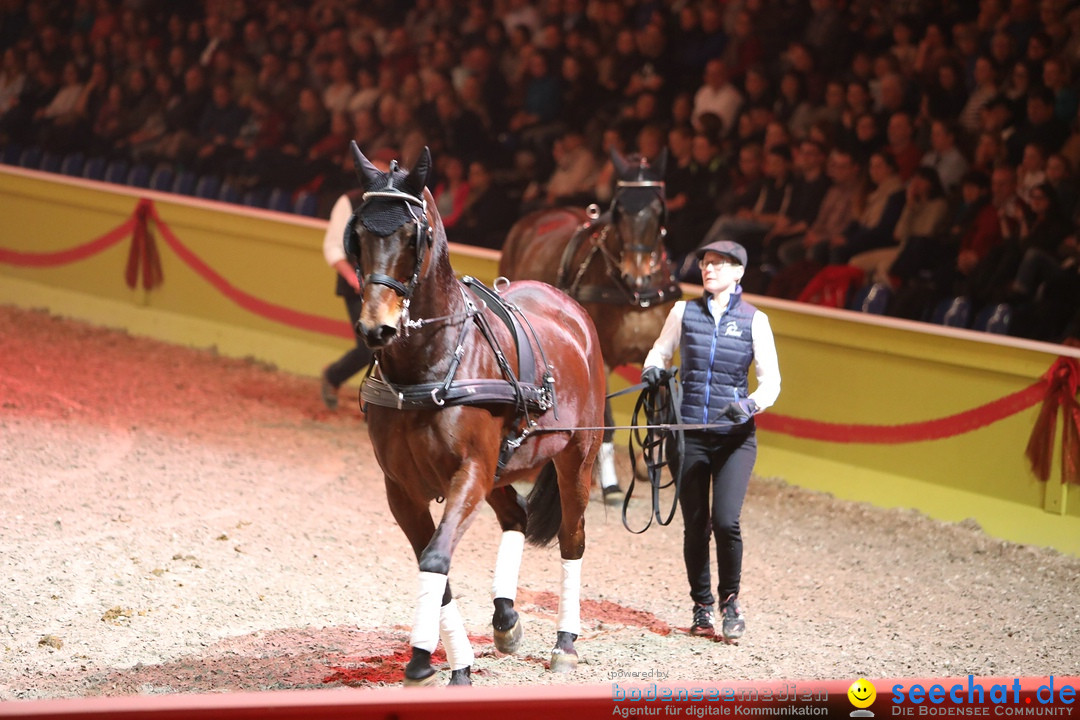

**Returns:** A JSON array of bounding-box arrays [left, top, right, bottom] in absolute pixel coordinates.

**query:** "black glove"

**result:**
[[721, 398, 758, 424], [641, 366, 666, 388]]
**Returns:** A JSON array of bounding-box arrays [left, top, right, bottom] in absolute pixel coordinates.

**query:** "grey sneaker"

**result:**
[[690, 603, 714, 636], [719, 593, 745, 641]]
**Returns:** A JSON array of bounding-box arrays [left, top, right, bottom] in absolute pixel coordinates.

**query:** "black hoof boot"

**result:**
[[447, 666, 472, 686], [404, 648, 438, 686]]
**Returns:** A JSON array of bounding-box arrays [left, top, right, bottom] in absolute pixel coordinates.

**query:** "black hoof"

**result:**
[[493, 618, 523, 654], [448, 667, 472, 686], [403, 648, 438, 687], [549, 631, 579, 673]]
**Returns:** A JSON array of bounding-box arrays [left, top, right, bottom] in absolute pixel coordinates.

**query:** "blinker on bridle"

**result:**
[[612, 156, 667, 256], [354, 159, 431, 301]]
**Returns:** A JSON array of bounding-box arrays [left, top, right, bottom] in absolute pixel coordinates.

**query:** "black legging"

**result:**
[[677, 429, 758, 606]]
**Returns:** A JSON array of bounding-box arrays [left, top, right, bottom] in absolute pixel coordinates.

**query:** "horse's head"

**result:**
[[344, 141, 436, 348], [609, 149, 668, 291]]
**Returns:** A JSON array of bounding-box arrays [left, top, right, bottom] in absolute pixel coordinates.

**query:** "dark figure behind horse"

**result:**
[[344, 142, 607, 686], [498, 150, 681, 498]]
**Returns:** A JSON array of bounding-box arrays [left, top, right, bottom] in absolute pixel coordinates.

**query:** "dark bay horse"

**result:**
[[498, 151, 680, 499], [344, 142, 606, 686]]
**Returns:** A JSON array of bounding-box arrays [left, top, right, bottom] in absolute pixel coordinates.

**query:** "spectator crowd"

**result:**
[[1, 0, 1079, 344]]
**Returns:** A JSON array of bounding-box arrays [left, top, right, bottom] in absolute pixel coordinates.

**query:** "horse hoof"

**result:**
[[549, 647, 579, 673], [404, 650, 438, 687], [447, 667, 472, 686], [493, 618, 524, 654], [602, 486, 625, 507], [403, 670, 439, 687]]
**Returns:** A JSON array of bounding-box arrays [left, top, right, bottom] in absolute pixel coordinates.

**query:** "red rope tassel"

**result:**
[[1025, 357, 1080, 484], [124, 199, 164, 290]]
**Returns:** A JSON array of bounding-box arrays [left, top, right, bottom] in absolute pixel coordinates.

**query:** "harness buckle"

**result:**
[[430, 387, 445, 407]]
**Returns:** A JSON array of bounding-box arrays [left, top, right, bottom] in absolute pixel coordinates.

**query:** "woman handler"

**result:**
[[641, 239, 781, 641]]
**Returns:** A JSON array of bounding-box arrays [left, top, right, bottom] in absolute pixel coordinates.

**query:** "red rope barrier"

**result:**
[[140, 200, 353, 339], [0, 217, 135, 267]]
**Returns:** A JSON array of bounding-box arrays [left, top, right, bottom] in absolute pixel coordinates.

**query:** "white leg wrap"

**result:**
[[599, 442, 619, 489], [438, 599, 474, 671], [556, 557, 583, 635], [410, 571, 447, 653], [491, 530, 525, 601]]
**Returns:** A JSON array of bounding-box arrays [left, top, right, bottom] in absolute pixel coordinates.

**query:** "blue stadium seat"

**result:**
[[103, 159, 129, 184], [171, 170, 197, 195], [194, 174, 221, 199], [82, 156, 106, 180], [293, 191, 318, 216], [266, 187, 292, 213], [148, 165, 173, 191], [60, 152, 85, 176], [38, 151, 62, 173], [217, 181, 241, 204], [973, 303, 1012, 334], [241, 187, 268, 208], [930, 296, 972, 328], [18, 145, 42, 169], [1, 143, 22, 165], [848, 282, 892, 315], [126, 163, 151, 188]]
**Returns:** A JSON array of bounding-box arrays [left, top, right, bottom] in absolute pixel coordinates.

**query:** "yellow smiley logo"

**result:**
[[848, 678, 877, 709]]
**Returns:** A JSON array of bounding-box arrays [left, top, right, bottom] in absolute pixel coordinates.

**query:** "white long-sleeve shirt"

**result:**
[[643, 296, 781, 412], [322, 193, 354, 267]]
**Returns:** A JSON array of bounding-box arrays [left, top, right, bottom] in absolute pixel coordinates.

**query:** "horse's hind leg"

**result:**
[[549, 445, 596, 673], [598, 392, 625, 506], [486, 484, 528, 654]]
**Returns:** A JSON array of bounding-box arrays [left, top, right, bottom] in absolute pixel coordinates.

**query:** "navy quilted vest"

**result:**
[[679, 289, 756, 433]]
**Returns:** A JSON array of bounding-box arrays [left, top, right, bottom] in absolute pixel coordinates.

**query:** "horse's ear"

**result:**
[[351, 140, 381, 190], [611, 148, 630, 177], [403, 146, 431, 196], [655, 148, 668, 177]]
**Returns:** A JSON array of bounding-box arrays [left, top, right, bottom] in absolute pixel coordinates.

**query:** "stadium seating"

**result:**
[[149, 165, 174, 191], [38, 151, 62, 173], [103, 159, 129, 184], [294, 191, 318, 217], [849, 282, 892, 315], [126, 164, 151, 188], [266, 187, 293, 213], [930, 296, 972, 328], [81, 156, 106, 180], [171, 170, 197, 195], [194, 174, 221, 199], [18, 145, 41, 169], [1, 143, 22, 165], [973, 303, 1012, 334], [60, 152, 85, 176]]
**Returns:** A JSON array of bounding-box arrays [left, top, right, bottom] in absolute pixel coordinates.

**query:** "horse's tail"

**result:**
[[524, 462, 562, 547]]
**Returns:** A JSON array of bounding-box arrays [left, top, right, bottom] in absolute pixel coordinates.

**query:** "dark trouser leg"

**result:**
[[324, 291, 371, 388], [678, 432, 715, 606], [710, 432, 757, 599]]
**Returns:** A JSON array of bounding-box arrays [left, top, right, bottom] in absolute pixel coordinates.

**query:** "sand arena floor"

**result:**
[[1, 305, 1077, 699]]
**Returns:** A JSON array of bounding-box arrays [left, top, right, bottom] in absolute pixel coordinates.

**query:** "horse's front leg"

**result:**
[[404, 460, 491, 686], [384, 475, 474, 686]]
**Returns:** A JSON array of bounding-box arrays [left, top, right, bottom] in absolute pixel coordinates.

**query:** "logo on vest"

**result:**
[[723, 321, 742, 337]]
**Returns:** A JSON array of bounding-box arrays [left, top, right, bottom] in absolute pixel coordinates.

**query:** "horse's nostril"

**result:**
[[377, 324, 397, 343]]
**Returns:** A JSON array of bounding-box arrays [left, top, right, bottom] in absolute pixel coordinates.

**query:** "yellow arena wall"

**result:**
[[2, 167, 1078, 556]]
